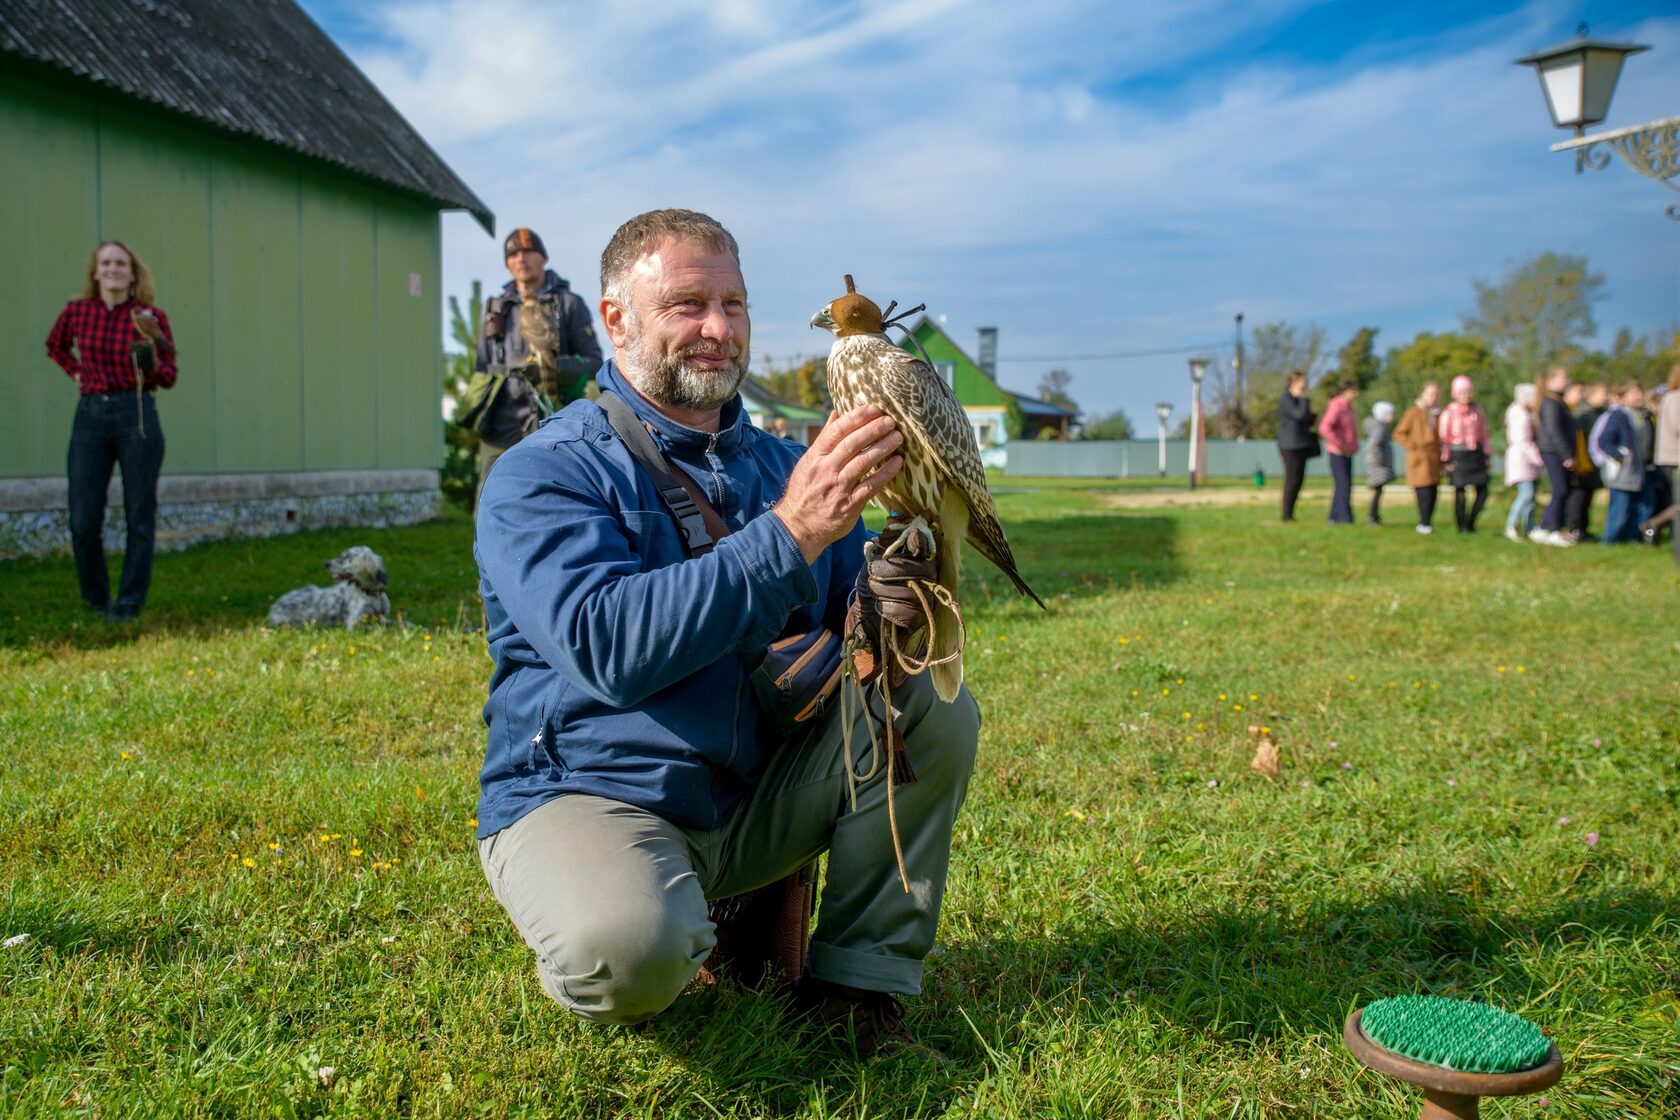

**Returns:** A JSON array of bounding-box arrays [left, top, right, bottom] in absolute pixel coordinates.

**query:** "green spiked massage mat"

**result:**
[[1344, 996, 1562, 1119]]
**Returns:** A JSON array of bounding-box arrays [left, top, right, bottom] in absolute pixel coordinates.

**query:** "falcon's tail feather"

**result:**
[[929, 493, 968, 703], [966, 524, 1046, 609]]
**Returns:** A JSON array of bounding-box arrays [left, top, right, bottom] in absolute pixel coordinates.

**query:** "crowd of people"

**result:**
[[1276, 364, 1680, 549]]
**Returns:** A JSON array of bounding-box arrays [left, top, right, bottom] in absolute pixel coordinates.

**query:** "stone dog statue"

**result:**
[[266, 546, 389, 630]]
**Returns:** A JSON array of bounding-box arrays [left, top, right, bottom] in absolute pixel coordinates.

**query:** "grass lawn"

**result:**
[[2, 481, 1677, 1118]]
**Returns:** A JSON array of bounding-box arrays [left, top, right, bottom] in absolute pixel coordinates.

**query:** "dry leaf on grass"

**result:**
[[1250, 737, 1280, 779]]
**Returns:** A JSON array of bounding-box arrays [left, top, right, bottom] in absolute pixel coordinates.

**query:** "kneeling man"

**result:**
[[473, 208, 980, 1056]]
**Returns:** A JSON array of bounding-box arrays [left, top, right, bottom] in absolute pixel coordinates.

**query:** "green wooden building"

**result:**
[[0, 0, 492, 558]]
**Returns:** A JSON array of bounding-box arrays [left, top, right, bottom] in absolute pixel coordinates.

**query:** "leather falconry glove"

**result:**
[[846, 519, 938, 686]]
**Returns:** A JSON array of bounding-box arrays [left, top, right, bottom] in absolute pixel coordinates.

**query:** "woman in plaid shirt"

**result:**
[[44, 240, 178, 621]]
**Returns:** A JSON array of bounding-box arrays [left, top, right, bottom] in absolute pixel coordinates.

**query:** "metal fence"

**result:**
[[1004, 439, 1335, 479]]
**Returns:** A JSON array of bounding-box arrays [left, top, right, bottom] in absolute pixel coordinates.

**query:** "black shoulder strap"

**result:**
[[597, 389, 716, 558]]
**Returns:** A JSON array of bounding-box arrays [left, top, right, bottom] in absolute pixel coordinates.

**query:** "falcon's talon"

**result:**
[[880, 516, 934, 562]]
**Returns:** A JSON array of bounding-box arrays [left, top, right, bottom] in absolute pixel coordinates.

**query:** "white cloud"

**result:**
[[339, 0, 1680, 421]]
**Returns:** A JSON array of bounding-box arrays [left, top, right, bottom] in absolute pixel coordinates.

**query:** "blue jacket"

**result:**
[[474, 360, 864, 838]]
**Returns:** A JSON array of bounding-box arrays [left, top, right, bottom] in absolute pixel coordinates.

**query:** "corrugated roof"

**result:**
[[0, 0, 493, 232]]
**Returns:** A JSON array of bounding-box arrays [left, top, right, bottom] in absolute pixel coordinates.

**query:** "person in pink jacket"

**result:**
[[1318, 381, 1359, 525], [1438, 375, 1492, 533], [1503, 383, 1543, 541]]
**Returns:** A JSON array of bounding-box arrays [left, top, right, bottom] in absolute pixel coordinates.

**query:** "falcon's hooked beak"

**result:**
[[809, 306, 836, 333]]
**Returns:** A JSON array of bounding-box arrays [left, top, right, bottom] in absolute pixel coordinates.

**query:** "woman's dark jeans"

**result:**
[[1327, 454, 1354, 524], [1414, 484, 1438, 527], [1539, 451, 1569, 532], [1279, 449, 1309, 521], [67, 393, 165, 613]]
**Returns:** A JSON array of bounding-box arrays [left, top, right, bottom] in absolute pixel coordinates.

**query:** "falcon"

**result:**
[[812, 276, 1044, 702]]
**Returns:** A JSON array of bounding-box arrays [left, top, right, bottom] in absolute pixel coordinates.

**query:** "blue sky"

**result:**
[[300, 0, 1680, 427]]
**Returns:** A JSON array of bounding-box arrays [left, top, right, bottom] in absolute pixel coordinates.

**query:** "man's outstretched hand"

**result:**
[[773, 405, 903, 565]]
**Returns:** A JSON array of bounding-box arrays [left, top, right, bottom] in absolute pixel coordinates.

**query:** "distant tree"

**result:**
[[1369, 331, 1493, 412], [759, 354, 829, 408], [1038, 368, 1077, 411], [1330, 327, 1382, 391], [1080, 407, 1135, 440], [1570, 327, 1680, 387], [442, 281, 485, 511], [1220, 320, 1329, 439], [1003, 396, 1026, 441], [1462, 252, 1605, 383]]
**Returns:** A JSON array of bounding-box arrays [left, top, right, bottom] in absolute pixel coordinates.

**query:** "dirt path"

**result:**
[[1098, 486, 1289, 509]]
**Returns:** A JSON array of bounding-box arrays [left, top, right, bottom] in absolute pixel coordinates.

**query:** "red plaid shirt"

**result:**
[[45, 297, 179, 395]]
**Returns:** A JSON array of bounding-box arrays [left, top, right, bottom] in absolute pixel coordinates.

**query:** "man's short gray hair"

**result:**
[[600, 209, 740, 306]]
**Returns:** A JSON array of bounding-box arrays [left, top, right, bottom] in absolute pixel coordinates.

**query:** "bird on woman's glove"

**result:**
[[846, 519, 940, 687]]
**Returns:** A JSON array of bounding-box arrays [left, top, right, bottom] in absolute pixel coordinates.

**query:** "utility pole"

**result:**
[[1233, 312, 1246, 438]]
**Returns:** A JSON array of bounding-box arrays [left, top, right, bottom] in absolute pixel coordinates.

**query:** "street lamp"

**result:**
[[1154, 402, 1173, 479], [1187, 358, 1209, 491], [1516, 27, 1678, 220]]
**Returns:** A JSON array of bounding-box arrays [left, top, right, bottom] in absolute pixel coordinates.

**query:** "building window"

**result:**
[[934, 361, 955, 387], [974, 422, 995, 447]]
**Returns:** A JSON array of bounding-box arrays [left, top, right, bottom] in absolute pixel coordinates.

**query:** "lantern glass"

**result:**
[[1188, 358, 1209, 384], [1580, 48, 1630, 126], [1537, 52, 1584, 128]]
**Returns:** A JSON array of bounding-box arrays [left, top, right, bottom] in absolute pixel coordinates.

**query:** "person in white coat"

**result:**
[[1503, 383, 1543, 542]]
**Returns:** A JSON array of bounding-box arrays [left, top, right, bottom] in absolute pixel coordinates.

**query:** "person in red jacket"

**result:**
[[1317, 381, 1359, 525], [44, 240, 178, 621]]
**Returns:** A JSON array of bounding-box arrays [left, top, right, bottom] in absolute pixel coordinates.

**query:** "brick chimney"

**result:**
[[977, 327, 997, 380]]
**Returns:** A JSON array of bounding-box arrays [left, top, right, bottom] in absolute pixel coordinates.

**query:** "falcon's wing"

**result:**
[[849, 337, 1040, 604]]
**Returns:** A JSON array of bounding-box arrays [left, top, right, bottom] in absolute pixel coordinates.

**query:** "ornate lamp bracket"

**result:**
[[1553, 115, 1680, 219]]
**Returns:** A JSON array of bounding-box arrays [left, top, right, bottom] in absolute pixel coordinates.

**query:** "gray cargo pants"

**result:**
[[478, 671, 980, 1026]]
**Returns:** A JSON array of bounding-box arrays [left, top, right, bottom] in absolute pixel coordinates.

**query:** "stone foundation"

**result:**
[[0, 470, 440, 559]]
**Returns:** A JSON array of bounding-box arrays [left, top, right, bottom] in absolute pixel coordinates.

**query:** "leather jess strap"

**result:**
[[597, 390, 730, 557]]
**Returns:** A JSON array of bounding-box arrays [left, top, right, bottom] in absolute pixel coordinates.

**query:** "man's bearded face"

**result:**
[[617, 240, 751, 412], [622, 313, 750, 412]]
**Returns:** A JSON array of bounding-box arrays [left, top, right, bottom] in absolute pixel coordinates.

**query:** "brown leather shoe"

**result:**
[[788, 977, 945, 1061]]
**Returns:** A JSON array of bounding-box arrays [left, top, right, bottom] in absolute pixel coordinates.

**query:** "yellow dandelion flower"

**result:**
[[319, 833, 332, 843], [1196, 722, 1205, 730], [1064, 808, 1087, 822], [1219, 694, 1227, 701], [1347, 674, 1357, 682], [468, 818, 478, 827], [241, 857, 255, 868], [1496, 666, 1506, 673], [1516, 665, 1526, 673], [1234, 704, 1244, 712], [1131, 690, 1139, 697], [1161, 688, 1170, 696], [1182, 712, 1192, 720], [348, 647, 357, 656], [350, 848, 363, 857], [186, 669, 195, 677], [1176, 678, 1185, 684], [119, 751, 133, 761], [1248, 694, 1258, 701]]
